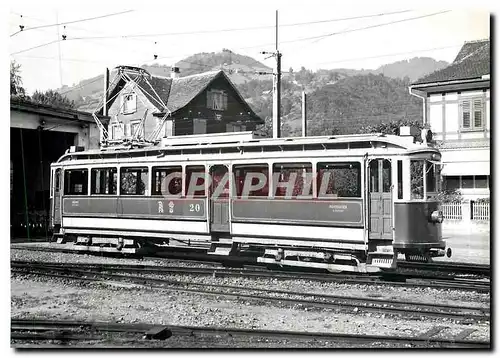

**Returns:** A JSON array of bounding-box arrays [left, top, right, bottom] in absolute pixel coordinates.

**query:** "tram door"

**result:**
[[368, 159, 393, 240], [209, 165, 230, 232], [51, 168, 62, 228]]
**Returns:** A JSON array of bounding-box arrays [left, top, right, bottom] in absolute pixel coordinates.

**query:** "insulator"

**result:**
[[62, 25, 67, 40], [19, 15, 24, 31]]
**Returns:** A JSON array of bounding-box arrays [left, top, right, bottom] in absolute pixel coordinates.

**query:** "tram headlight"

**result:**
[[430, 210, 444, 223]]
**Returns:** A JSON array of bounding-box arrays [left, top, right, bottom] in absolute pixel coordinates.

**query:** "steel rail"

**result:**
[[11, 265, 489, 321], [12, 245, 491, 278], [11, 260, 490, 293], [11, 318, 490, 348], [398, 261, 491, 276]]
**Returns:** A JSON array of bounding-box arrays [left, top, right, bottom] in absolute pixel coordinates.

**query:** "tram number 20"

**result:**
[[189, 203, 201, 212]]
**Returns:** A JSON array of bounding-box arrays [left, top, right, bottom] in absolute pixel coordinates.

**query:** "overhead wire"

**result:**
[[64, 9, 413, 40], [11, 9, 454, 98], [10, 9, 135, 37]]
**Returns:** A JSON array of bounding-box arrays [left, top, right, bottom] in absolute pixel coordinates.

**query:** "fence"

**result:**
[[441, 202, 463, 221], [472, 201, 490, 221], [440, 200, 490, 222]]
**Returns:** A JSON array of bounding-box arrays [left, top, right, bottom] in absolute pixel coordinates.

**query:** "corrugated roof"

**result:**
[[140, 76, 172, 111], [412, 39, 490, 85], [166, 70, 220, 112]]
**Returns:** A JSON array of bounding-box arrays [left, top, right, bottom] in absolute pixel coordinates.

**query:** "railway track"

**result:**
[[12, 244, 491, 278], [398, 261, 491, 277], [11, 318, 490, 348], [11, 259, 491, 293], [11, 261, 490, 322]]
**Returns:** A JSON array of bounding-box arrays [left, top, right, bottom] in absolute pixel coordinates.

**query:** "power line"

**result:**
[[10, 9, 135, 37], [21, 9, 413, 43], [278, 10, 452, 45], [76, 9, 412, 39], [311, 44, 463, 66], [10, 10, 439, 59], [11, 40, 60, 55]]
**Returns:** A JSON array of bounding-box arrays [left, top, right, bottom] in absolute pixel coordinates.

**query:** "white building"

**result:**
[[409, 39, 490, 200]]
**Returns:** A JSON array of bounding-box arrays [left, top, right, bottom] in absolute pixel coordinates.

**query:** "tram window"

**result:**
[[152, 166, 182, 196], [55, 169, 61, 193], [120, 167, 148, 195], [397, 160, 403, 199], [382, 160, 391, 193], [233, 164, 269, 197], [410, 160, 424, 199], [210, 166, 230, 198], [317, 162, 361, 198], [273, 163, 313, 197], [64, 169, 88, 195], [425, 161, 436, 193], [185, 166, 206, 197], [91, 168, 117, 195], [369, 161, 379, 193]]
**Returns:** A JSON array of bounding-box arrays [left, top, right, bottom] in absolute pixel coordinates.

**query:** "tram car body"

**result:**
[[49, 130, 449, 272]]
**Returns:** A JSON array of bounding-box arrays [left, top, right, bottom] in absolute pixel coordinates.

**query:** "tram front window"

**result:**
[[410, 160, 424, 200]]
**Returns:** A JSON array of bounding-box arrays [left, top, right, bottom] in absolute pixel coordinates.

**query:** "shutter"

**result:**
[[473, 99, 483, 128], [207, 91, 213, 109], [461, 100, 471, 128]]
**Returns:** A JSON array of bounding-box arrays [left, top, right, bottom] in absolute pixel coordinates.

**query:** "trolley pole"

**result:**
[[262, 10, 282, 138]]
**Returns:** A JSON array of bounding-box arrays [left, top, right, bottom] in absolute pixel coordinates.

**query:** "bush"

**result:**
[[475, 197, 490, 204], [436, 189, 463, 203]]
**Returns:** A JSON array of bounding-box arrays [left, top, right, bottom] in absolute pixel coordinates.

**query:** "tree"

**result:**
[[31, 89, 76, 109], [358, 118, 424, 136], [10, 61, 26, 96]]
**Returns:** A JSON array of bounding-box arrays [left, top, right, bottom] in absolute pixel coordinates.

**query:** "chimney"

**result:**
[[170, 66, 180, 79]]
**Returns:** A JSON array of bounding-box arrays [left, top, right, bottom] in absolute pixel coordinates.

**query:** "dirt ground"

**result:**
[[10, 248, 490, 348]]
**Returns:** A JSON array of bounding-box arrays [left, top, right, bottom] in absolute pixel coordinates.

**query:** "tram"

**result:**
[[49, 129, 449, 272]]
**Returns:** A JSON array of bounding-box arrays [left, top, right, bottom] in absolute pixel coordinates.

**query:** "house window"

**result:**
[[207, 90, 228, 111], [193, 118, 207, 134], [130, 121, 143, 139], [444, 175, 490, 190], [460, 98, 484, 130], [226, 123, 246, 132], [121, 93, 137, 114]]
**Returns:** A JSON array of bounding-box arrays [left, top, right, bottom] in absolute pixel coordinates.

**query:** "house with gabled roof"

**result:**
[[101, 67, 263, 142], [409, 39, 490, 200]]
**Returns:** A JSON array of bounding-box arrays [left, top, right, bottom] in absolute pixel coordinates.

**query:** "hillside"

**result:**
[[60, 49, 272, 107], [374, 57, 449, 82], [55, 50, 446, 137], [244, 74, 422, 137]]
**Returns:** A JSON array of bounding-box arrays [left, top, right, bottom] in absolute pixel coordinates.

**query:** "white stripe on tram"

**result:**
[[62, 217, 209, 234]]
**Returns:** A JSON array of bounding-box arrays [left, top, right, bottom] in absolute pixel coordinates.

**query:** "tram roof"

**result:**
[[56, 131, 439, 163]]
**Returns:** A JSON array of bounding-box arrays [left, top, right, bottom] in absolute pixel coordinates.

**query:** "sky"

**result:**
[[7, 0, 492, 94]]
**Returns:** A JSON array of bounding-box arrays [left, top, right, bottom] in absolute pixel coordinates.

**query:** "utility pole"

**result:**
[[261, 10, 282, 138], [302, 91, 307, 137]]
